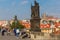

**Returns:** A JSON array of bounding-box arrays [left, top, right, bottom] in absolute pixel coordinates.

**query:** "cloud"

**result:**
[[21, 0, 28, 5]]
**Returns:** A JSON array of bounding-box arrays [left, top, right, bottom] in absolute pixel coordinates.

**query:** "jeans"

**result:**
[[16, 33, 19, 37]]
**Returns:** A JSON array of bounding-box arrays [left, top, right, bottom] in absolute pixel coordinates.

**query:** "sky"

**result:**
[[0, 0, 60, 20]]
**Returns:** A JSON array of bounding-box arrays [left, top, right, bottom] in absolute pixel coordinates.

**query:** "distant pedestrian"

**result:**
[[16, 28, 20, 37], [13, 28, 16, 36], [20, 29, 30, 38], [7, 29, 11, 36], [0, 28, 1, 32], [1, 28, 6, 36]]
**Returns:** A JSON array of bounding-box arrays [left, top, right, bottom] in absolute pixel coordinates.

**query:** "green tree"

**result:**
[[11, 21, 24, 30], [11, 15, 25, 30]]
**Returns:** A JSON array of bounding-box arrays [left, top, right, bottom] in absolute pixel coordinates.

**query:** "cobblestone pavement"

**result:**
[[0, 32, 60, 40], [0, 33, 31, 40]]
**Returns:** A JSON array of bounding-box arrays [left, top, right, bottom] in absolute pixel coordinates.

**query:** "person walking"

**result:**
[[16, 28, 20, 37], [7, 29, 11, 36], [1, 27, 6, 36], [13, 28, 16, 36]]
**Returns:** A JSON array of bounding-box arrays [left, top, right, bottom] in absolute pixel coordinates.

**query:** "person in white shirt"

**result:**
[[16, 28, 20, 37]]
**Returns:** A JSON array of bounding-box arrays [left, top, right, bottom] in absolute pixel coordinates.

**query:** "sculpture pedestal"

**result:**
[[30, 32, 44, 39]]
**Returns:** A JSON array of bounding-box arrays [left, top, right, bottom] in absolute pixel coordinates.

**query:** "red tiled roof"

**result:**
[[40, 24, 50, 28], [20, 21, 60, 29]]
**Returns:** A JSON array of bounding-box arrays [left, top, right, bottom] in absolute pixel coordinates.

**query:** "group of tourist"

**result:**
[[0, 27, 31, 38]]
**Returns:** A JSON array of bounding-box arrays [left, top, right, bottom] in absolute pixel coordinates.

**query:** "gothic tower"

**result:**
[[30, 0, 41, 32]]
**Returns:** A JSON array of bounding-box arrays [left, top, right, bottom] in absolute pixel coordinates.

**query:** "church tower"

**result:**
[[30, 0, 41, 32]]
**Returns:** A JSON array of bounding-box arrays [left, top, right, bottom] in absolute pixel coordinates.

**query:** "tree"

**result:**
[[11, 15, 25, 30], [11, 21, 24, 29]]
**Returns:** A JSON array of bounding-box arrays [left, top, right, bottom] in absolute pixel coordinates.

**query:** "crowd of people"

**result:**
[[0, 27, 31, 39]]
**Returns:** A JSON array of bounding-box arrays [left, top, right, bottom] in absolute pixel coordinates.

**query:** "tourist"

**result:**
[[1, 27, 6, 36], [20, 29, 30, 38], [7, 29, 11, 36], [13, 28, 16, 36], [16, 28, 20, 37]]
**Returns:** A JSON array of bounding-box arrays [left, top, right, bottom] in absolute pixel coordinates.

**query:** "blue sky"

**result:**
[[0, 0, 60, 20]]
